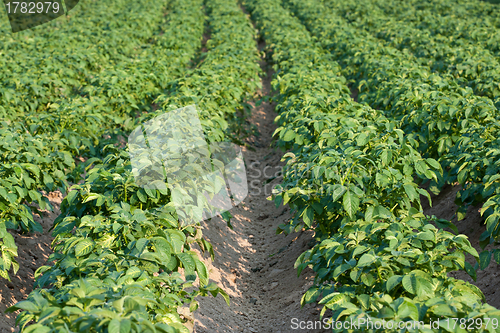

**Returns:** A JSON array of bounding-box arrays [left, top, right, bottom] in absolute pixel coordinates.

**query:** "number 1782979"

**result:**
[[4, 2, 60, 14]]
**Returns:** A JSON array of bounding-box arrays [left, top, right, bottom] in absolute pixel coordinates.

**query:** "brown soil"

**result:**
[[0, 191, 62, 333]]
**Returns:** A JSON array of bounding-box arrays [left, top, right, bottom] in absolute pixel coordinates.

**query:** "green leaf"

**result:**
[[0, 187, 9, 202], [135, 238, 148, 253], [136, 189, 147, 203], [381, 149, 391, 166], [397, 300, 419, 321], [301, 287, 320, 305], [493, 249, 500, 265], [190, 300, 199, 312], [415, 278, 434, 298], [357, 253, 376, 268], [144, 187, 156, 198], [153, 238, 171, 258], [108, 318, 120, 333], [21, 163, 40, 178], [343, 190, 359, 219], [66, 190, 78, 205], [352, 245, 368, 258], [219, 288, 230, 306], [24, 325, 50, 333], [83, 194, 100, 204], [333, 264, 351, 278], [75, 239, 94, 257], [283, 129, 295, 142], [464, 261, 477, 281], [177, 253, 196, 281], [350, 268, 362, 282], [402, 274, 417, 294], [302, 206, 314, 227], [433, 218, 458, 234], [331, 185, 346, 203], [195, 258, 209, 286], [386, 275, 402, 292], [479, 251, 491, 270], [425, 158, 442, 171], [120, 319, 131, 333], [356, 132, 369, 146], [403, 184, 419, 201], [43, 173, 54, 191], [360, 273, 375, 286], [417, 230, 434, 241], [112, 223, 122, 234], [126, 266, 142, 278], [96, 195, 105, 206], [319, 293, 345, 306], [432, 304, 454, 317], [10, 300, 38, 312], [166, 230, 186, 254]]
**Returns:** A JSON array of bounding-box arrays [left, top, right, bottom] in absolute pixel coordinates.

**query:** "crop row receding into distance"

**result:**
[[1, 0, 500, 331]]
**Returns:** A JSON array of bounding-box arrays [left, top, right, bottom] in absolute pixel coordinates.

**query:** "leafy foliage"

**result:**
[[5, 0, 262, 331], [0, 0, 206, 281], [292, 0, 500, 254], [244, 0, 500, 330]]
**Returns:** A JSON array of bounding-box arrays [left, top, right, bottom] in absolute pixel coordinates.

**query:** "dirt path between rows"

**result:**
[[0, 192, 62, 333], [191, 44, 329, 333]]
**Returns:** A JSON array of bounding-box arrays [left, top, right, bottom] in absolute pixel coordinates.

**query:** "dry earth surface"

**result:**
[[0, 192, 62, 333]]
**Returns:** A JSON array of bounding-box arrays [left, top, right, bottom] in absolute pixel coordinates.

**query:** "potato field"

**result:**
[[1, 0, 500, 332]]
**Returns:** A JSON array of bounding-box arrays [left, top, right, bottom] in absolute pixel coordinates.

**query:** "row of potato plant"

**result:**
[[1, 0, 204, 133], [0, 0, 205, 280], [293, 0, 500, 256], [245, 0, 500, 331], [6, 0, 262, 331], [373, 0, 500, 25], [149, 0, 262, 144], [1, 0, 205, 178], [322, 0, 500, 227], [8, 148, 226, 333], [394, 0, 500, 21], [369, 0, 500, 61], [0, 0, 164, 117], [329, 0, 500, 109]]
